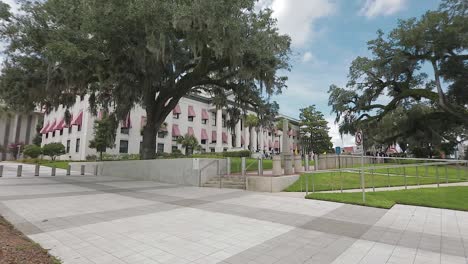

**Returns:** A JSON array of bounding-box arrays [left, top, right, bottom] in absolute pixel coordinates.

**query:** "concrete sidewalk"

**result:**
[[1, 175, 467, 263]]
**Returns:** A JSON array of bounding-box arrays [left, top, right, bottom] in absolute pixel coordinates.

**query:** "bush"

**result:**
[[42, 143, 66, 160], [222, 150, 251, 158], [23, 145, 42, 158], [86, 154, 97, 161]]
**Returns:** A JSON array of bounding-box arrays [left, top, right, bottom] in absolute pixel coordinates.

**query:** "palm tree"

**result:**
[[177, 134, 199, 155]]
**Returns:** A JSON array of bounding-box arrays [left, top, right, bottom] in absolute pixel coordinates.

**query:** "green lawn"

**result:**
[[285, 165, 468, 192], [305, 187, 468, 211]]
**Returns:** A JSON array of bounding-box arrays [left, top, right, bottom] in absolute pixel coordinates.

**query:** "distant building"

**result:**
[[40, 94, 300, 160], [0, 109, 43, 160]]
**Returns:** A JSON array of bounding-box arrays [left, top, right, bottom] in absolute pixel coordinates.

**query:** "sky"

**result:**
[[256, 0, 441, 147], [1, 0, 442, 147]]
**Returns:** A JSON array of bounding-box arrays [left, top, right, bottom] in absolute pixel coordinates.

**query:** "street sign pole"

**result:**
[[356, 131, 365, 203]]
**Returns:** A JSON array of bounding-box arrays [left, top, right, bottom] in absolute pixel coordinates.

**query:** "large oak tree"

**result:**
[[0, 0, 291, 159]]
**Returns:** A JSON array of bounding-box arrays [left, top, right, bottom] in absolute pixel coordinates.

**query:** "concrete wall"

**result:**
[[246, 175, 300, 192], [70, 158, 226, 186], [316, 155, 376, 170]]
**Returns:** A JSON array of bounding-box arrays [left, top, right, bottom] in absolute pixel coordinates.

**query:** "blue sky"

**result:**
[[258, 0, 441, 146]]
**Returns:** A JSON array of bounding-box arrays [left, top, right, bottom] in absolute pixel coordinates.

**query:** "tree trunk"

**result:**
[[100, 151, 103, 161], [142, 118, 157, 160]]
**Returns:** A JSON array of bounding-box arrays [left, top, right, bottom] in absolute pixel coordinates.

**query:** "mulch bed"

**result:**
[[0, 216, 60, 264]]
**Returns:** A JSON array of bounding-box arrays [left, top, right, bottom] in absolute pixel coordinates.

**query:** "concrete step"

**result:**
[[203, 182, 245, 189]]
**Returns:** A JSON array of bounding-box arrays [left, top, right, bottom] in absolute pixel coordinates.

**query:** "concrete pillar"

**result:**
[[216, 109, 223, 152], [259, 127, 264, 151], [227, 131, 232, 149], [251, 128, 257, 152], [66, 165, 71, 176], [282, 119, 293, 175], [244, 126, 250, 150], [294, 155, 303, 174], [80, 165, 85, 175], [235, 120, 241, 148], [51, 166, 56, 176], [272, 155, 282, 176]]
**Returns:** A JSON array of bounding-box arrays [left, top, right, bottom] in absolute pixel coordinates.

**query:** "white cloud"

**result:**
[[326, 116, 355, 147], [301, 51, 314, 63], [2, 0, 20, 13], [257, 0, 336, 47], [359, 0, 406, 18]]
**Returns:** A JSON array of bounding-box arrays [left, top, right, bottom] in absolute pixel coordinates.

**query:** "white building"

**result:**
[[40, 94, 300, 160], [0, 109, 43, 160]]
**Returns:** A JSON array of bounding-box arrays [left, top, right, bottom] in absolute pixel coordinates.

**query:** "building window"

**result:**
[[211, 112, 216, 126], [210, 148, 215, 153], [202, 119, 207, 125], [120, 127, 129, 134], [188, 116, 194, 122], [45, 133, 49, 139], [76, 138, 80, 153], [268, 132, 272, 136], [60, 129, 63, 136], [158, 132, 166, 138], [80, 95, 85, 101], [77, 125, 81, 132], [157, 143, 164, 153], [172, 146, 178, 152], [66, 140, 70, 153], [222, 115, 226, 128], [201, 139, 207, 145], [52, 131, 55, 137], [173, 113, 180, 119], [172, 136, 179, 142], [119, 140, 128, 154], [68, 127, 72, 134]]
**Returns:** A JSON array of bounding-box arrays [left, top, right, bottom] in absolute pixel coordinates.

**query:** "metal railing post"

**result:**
[[340, 169, 343, 193], [35, 164, 40, 176], [218, 160, 221, 188], [226, 158, 231, 175], [436, 166, 440, 188], [403, 167, 407, 190], [241, 157, 246, 177], [387, 167, 390, 187], [51, 166, 56, 177], [371, 169, 375, 192], [361, 168, 366, 203], [416, 165, 419, 186], [258, 159, 263, 176], [312, 173, 315, 193], [456, 162, 460, 181], [94, 165, 99, 176], [66, 165, 71, 176], [17, 165, 22, 177], [0, 165, 3, 177], [444, 165, 448, 184], [305, 174, 309, 195], [80, 165, 85, 175]]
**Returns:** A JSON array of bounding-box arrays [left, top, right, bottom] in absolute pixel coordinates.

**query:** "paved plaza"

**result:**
[[0, 170, 467, 263]]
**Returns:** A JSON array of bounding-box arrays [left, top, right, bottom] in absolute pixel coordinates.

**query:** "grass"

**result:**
[[305, 186, 468, 211], [21, 159, 70, 169], [285, 165, 468, 192]]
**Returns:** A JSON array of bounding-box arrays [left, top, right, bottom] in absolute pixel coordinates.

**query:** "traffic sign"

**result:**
[[335, 147, 341, 155], [355, 131, 363, 146]]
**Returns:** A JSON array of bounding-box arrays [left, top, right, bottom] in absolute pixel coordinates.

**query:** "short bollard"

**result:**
[[257, 159, 263, 176], [80, 165, 85, 175], [35, 164, 40, 176], [17, 165, 22, 177], [94, 165, 99, 176], [66, 165, 71, 176], [0, 165, 3, 177], [51, 166, 56, 177]]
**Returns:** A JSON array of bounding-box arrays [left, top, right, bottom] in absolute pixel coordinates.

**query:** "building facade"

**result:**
[[40, 94, 300, 160], [0, 110, 43, 160]]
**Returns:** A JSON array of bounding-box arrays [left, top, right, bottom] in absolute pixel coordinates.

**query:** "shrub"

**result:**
[[86, 154, 97, 161], [222, 150, 251, 158], [42, 143, 66, 160], [23, 145, 42, 159]]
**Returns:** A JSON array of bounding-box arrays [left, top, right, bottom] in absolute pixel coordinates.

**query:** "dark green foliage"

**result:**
[[23, 145, 42, 159], [0, 0, 291, 159], [89, 117, 117, 160], [177, 134, 199, 155], [222, 150, 251, 158], [299, 105, 333, 155], [42, 143, 66, 160]]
